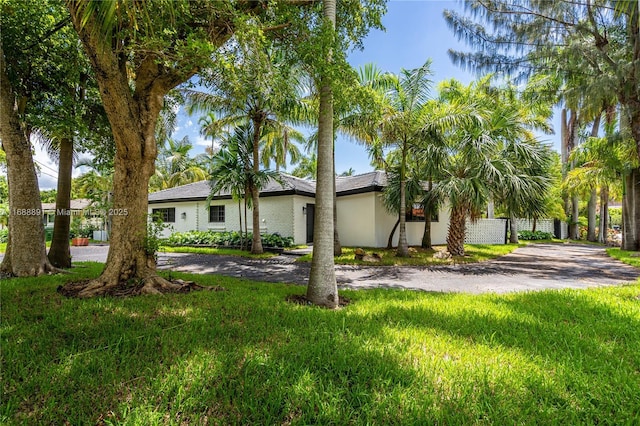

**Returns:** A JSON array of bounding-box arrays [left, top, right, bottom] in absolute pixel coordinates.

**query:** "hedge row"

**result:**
[[164, 230, 294, 248]]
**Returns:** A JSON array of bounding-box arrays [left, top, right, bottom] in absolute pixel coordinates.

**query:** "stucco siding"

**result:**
[[292, 195, 315, 245], [148, 196, 302, 242], [336, 193, 377, 247]]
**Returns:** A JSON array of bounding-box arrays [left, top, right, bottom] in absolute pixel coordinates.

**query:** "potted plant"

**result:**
[[71, 219, 91, 246]]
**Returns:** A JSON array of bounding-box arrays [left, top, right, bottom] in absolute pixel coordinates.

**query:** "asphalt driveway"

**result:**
[[2, 243, 637, 293]]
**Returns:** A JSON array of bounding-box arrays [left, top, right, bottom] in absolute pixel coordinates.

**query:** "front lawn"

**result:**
[[2, 264, 638, 424], [607, 247, 640, 268], [160, 245, 278, 259], [297, 243, 524, 266]]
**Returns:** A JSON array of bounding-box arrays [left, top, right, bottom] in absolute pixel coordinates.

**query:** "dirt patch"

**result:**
[[58, 278, 225, 298], [286, 294, 351, 307]]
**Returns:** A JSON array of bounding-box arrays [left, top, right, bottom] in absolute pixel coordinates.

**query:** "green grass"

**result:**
[[160, 245, 278, 259], [2, 265, 639, 424], [0, 242, 5, 253], [607, 247, 640, 268], [297, 244, 524, 266]]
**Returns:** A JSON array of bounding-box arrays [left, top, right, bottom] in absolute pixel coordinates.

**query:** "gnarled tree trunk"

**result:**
[[0, 43, 55, 277]]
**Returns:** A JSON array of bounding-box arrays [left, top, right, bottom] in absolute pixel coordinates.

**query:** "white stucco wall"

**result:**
[[336, 192, 450, 248], [336, 193, 377, 247], [292, 195, 316, 245], [148, 195, 308, 244]]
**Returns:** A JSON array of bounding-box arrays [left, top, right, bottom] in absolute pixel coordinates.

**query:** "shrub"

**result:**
[[518, 230, 554, 240], [0, 228, 7, 243], [165, 230, 294, 248]]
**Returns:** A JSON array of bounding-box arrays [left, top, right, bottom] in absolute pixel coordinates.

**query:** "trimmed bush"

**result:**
[[165, 230, 293, 248], [518, 230, 554, 240]]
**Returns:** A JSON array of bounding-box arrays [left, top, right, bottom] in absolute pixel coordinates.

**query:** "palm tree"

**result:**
[[436, 77, 552, 256], [186, 43, 305, 255], [375, 60, 434, 257], [291, 153, 318, 179], [307, 0, 338, 308], [150, 136, 207, 191]]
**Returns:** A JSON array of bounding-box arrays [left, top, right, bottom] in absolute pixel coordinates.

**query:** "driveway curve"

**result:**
[[4, 243, 636, 293], [157, 243, 639, 294]]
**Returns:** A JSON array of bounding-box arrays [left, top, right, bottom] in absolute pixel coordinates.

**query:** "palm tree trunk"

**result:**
[[387, 216, 400, 249], [333, 151, 342, 256], [447, 205, 466, 256], [587, 188, 597, 242], [238, 199, 243, 250], [396, 143, 409, 257], [421, 181, 433, 249], [586, 115, 600, 242], [571, 195, 580, 239], [622, 171, 637, 250], [307, 0, 338, 308], [598, 186, 608, 243], [47, 137, 74, 268], [250, 118, 264, 254], [509, 214, 519, 243]]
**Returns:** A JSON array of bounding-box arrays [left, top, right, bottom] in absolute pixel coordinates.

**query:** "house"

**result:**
[[148, 171, 515, 247], [42, 199, 94, 228]]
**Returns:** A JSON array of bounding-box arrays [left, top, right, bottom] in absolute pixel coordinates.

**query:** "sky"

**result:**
[[30, 0, 562, 189]]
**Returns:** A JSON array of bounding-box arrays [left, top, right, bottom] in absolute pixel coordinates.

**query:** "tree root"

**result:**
[[58, 272, 222, 298]]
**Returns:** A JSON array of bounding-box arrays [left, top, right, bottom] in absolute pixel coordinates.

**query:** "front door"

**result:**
[[306, 203, 315, 243]]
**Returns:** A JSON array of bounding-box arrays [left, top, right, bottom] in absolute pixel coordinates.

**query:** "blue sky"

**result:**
[[171, 0, 561, 177], [33, 0, 561, 189]]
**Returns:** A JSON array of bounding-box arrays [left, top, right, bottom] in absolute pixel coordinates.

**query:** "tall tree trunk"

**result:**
[[333, 168, 342, 256], [396, 142, 409, 257], [250, 118, 264, 254], [571, 195, 580, 240], [486, 198, 495, 219], [621, 170, 638, 250], [421, 181, 433, 249], [447, 204, 466, 256], [307, 0, 338, 308], [387, 215, 400, 249], [586, 115, 600, 242], [532, 218, 537, 233], [0, 43, 55, 277], [509, 214, 519, 244], [560, 108, 570, 220], [47, 137, 74, 268], [238, 199, 243, 250], [587, 188, 598, 242], [633, 167, 640, 250], [598, 186, 608, 244]]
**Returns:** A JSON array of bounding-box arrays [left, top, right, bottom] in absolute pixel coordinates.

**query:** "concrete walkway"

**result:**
[[2, 243, 637, 293]]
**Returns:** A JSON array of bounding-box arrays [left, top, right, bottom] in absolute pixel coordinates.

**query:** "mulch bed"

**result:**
[[57, 279, 226, 298]]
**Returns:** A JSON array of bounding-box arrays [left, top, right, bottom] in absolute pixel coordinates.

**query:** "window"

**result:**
[[209, 205, 225, 223], [406, 204, 438, 222], [152, 207, 175, 223]]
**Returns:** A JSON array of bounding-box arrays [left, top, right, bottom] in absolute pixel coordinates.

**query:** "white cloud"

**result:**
[[195, 135, 221, 153], [187, 120, 193, 127]]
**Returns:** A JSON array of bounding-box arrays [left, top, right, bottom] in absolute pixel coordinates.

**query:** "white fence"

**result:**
[[515, 219, 554, 234], [465, 219, 507, 244]]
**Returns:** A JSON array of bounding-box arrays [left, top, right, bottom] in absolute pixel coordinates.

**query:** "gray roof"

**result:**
[[336, 171, 387, 196], [42, 199, 92, 211], [148, 171, 390, 204], [148, 173, 317, 203]]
